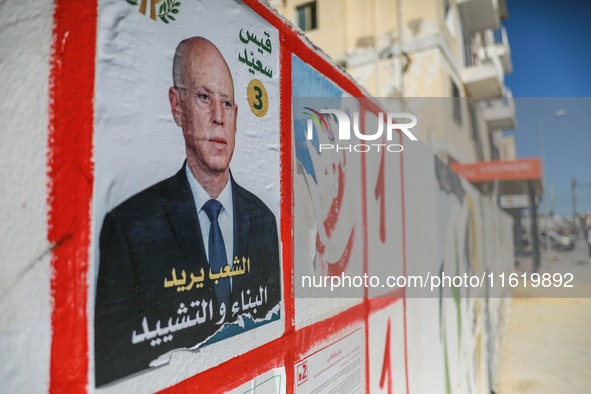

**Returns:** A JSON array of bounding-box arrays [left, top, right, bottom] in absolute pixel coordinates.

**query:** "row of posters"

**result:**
[[91, 0, 512, 392]]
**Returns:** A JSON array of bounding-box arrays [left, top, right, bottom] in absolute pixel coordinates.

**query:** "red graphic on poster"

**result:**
[[379, 319, 392, 394], [297, 361, 309, 386], [374, 137, 386, 243], [316, 152, 355, 276]]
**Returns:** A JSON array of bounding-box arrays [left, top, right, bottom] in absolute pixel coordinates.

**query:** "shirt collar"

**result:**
[[185, 163, 233, 220]]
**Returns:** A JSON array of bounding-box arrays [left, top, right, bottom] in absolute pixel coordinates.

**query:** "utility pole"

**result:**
[[550, 184, 555, 217], [528, 180, 540, 272], [572, 177, 577, 237], [539, 109, 566, 252]]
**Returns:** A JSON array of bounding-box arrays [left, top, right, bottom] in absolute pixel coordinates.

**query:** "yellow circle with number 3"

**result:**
[[247, 79, 269, 118]]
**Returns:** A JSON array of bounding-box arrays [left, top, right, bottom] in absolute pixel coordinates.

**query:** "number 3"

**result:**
[[253, 86, 263, 110]]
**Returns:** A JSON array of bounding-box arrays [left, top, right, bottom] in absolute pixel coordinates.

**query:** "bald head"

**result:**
[[169, 36, 238, 199], [172, 37, 234, 97]]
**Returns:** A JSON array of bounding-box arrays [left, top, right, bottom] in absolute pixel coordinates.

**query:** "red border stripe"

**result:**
[[156, 300, 366, 393], [48, 0, 97, 392], [278, 21, 296, 392], [278, 22, 295, 338], [156, 337, 288, 394]]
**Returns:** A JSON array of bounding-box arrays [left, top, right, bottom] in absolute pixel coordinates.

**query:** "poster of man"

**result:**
[[92, 0, 281, 387]]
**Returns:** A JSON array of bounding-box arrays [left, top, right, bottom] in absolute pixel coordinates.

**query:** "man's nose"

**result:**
[[212, 101, 224, 125]]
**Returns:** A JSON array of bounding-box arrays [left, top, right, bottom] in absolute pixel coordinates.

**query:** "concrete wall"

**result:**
[[0, 0, 54, 392], [0, 0, 513, 393]]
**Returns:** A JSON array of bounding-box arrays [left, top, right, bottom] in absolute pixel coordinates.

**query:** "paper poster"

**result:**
[[363, 107, 405, 298], [294, 329, 364, 394], [227, 367, 286, 394], [368, 302, 407, 394], [292, 55, 364, 304], [92, 0, 281, 386]]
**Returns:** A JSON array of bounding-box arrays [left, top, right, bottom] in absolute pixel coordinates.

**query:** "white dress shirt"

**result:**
[[185, 164, 234, 281]]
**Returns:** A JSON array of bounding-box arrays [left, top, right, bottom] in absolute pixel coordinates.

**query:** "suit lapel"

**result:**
[[161, 169, 253, 298], [162, 166, 208, 275], [231, 174, 253, 292]]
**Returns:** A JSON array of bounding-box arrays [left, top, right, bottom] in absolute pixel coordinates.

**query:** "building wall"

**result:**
[[0, 0, 54, 392], [500, 135, 517, 161], [0, 0, 514, 393]]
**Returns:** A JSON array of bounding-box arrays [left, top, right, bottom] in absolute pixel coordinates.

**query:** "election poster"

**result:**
[[226, 368, 287, 394], [294, 329, 365, 394], [292, 56, 365, 328], [92, 0, 282, 386]]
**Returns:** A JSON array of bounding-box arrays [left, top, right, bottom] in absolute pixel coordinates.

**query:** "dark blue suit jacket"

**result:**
[[94, 165, 280, 386]]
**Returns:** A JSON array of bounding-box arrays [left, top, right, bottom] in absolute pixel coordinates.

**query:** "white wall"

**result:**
[[0, 0, 54, 392]]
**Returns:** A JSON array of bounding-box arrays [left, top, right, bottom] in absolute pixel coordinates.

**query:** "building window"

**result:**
[[489, 133, 500, 160], [297, 2, 317, 31], [469, 104, 484, 160], [468, 104, 478, 140], [452, 80, 461, 123]]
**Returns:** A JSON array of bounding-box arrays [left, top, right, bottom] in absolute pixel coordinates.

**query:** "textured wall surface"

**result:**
[[0, 0, 54, 392]]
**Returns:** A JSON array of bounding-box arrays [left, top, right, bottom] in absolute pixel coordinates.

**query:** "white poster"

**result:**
[[92, 0, 282, 387], [228, 367, 287, 394], [295, 329, 364, 394]]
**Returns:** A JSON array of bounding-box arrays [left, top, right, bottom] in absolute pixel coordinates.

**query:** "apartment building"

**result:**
[[271, 0, 517, 165]]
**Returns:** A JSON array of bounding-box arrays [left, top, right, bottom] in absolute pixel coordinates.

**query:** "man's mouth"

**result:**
[[210, 138, 227, 146]]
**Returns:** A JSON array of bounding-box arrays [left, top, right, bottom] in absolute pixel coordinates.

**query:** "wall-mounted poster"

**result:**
[[294, 329, 365, 394], [92, 0, 282, 387], [226, 368, 286, 394]]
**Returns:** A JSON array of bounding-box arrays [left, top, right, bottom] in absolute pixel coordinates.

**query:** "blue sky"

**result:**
[[503, 0, 591, 215]]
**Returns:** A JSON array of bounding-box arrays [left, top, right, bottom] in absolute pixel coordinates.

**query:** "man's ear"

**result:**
[[169, 87, 183, 127], [234, 103, 238, 134]]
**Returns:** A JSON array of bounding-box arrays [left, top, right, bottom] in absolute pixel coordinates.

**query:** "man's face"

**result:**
[[171, 46, 237, 177]]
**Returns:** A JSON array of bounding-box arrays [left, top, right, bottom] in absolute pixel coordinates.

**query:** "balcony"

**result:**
[[478, 88, 516, 130], [487, 27, 512, 74], [461, 32, 504, 97], [456, 0, 501, 34], [462, 62, 503, 97], [462, 56, 504, 97]]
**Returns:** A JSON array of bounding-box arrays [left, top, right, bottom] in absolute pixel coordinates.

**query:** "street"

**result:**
[[495, 239, 591, 393]]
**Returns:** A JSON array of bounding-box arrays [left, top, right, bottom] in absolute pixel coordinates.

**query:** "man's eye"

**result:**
[[199, 94, 209, 101], [223, 101, 232, 108]]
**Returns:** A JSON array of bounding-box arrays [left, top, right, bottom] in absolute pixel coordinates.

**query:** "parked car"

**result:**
[[520, 230, 575, 251], [540, 230, 575, 251]]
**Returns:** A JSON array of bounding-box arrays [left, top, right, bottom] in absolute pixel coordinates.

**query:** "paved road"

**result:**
[[494, 239, 591, 393]]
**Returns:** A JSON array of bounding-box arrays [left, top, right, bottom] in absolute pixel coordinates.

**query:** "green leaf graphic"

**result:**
[[157, 0, 180, 23]]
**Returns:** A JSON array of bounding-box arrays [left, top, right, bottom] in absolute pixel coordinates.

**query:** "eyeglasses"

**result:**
[[174, 86, 235, 110]]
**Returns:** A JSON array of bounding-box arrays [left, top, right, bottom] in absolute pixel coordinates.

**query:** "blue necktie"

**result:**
[[202, 199, 230, 309]]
